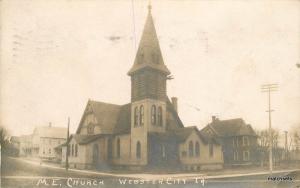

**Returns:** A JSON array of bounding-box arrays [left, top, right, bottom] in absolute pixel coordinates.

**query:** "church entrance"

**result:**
[[148, 134, 179, 169]]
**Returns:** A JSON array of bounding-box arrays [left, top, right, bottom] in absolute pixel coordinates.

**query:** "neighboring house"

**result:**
[[61, 6, 223, 171], [31, 125, 67, 160], [202, 116, 258, 167], [19, 124, 67, 161]]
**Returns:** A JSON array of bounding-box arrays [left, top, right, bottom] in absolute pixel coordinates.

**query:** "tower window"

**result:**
[[136, 141, 141, 159], [189, 141, 194, 157], [157, 107, 163, 126], [151, 105, 156, 125], [87, 125, 94, 134], [134, 107, 139, 127], [139, 105, 144, 126]]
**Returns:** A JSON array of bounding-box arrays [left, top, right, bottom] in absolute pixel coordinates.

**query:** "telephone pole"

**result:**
[[261, 83, 278, 174], [66, 117, 70, 171]]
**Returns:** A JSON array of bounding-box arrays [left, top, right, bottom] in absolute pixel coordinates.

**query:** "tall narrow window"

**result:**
[[139, 105, 144, 126], [136, 141, 141, 159], [158, 107, 163, 126], [243, 151, 250, 161], [117, 138, 120, 158], [162, 144, 166, 158], [195, 141, 200, 157], [134, 107, 139, 127], [243, 136, 249, 146], [75, 144, 78, 157], [71, 144, 74, 156], [189, 141, 194, 157], [209, 143, 214, 157], [151, 105, 156, 125]]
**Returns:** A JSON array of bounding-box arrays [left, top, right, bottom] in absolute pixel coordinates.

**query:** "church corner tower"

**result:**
[[128, 4, 170, 166]]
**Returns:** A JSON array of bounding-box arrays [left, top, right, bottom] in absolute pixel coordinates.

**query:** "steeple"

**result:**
[[128, 4, 170, 76]]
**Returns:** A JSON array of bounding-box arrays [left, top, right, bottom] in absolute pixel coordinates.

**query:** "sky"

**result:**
[[1, 0, 300, 139]]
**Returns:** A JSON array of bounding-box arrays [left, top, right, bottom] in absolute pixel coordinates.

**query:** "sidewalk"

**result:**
[[13, 157, 300, 180]]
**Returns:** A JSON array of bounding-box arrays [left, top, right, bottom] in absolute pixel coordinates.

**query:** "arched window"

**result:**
[[134, 107, 139, 127], [139, 105, 144, 126], [188, 141, 194, 157], [117, 138, 120, 158], [195, 142, 200, 157], [151, 105, 156, 125], [136, 141, 141, 159], [158, 107, 163, 126], [75, 144, 78, 157], [71, 144, 74, 156]]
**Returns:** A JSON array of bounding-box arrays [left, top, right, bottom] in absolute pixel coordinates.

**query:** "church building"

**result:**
[[61, 5, 223, 171]]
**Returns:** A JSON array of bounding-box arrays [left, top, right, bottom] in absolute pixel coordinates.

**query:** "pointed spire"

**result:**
[[128, 3, 170, 76]]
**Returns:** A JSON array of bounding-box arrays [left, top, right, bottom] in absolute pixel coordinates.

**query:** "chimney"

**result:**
[[212, 116, 216, 122], [171, 97, 178, 112], [49, 122, 52, 127]]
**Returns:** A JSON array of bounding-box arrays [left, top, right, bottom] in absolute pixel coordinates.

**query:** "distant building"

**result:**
[[202, 116, 259, 167], [19, 124, 67, 161], [31, 125, 67, 160], [61, 6, 224, 171]]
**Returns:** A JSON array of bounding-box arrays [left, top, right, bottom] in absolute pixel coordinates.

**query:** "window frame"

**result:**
[[139, 105, 144, 126], [157, 106, 163, 127], [188, 141, 194, 157], [151, 105, 156, 125]]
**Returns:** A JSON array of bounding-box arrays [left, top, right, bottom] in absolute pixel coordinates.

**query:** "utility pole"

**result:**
[[261, 83, 278, 174], [66, 117, 70, 171]]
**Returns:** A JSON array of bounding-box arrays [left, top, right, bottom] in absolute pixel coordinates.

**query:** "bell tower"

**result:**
[[128, 4, 170, 102], [128, 4, 170, 166]]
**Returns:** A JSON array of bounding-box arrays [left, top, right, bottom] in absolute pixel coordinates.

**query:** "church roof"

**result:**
[[208, 118, 257, 137], [76, 97, 183, 136], [128, 5, 170, 76]]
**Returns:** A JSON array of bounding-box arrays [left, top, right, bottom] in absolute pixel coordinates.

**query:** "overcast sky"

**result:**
[[1, 0, 300, 138]]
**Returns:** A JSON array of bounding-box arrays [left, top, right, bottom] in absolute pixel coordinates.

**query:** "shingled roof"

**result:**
[[208, 118, 257, 137], [76, 100, 131, 135], [127, 5, 170, 76]]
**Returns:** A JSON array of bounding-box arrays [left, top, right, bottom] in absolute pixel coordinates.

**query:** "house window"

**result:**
[[87, 125, 94, 134], [234, 151, 238, 161], [243, 136, 249, 146], [134, 107, 139, 127], [188, 141, 194, 157], [195, 141, 200, 157], [233, 138, 235, 147], [243, 151, 250, 161], [117, 138, 121, 158], [136, 141, 141, 159], [151, 105, 156, 125], [139, 105, 144, 126], [209, 143, 214, 157], [75, 144, 78, 157], [49, 148, 51, 154], [157, 107, 163, 127], [71, 144, 74, 156], [43, 148, 45, 154]]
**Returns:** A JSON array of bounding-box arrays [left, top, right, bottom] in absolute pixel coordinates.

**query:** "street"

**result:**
[[1, 157, 299, 188]]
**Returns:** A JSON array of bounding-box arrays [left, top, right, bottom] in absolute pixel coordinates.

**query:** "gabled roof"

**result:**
[[208, 118, 257, 137], [33, 126, 67, 139], [76, 100, 131, 135], [128, 5, 170, 76]]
